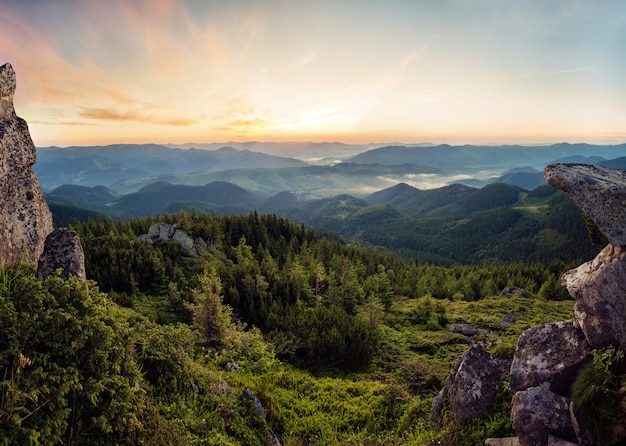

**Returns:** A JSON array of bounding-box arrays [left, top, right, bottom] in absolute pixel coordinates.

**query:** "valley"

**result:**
[[40, 142, 620, 266]]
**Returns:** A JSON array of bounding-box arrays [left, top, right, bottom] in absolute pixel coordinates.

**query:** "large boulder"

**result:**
[[544, 163, 626, 247], [511, 383, 576, 446], [0, 63, 54, 267], [37, 229, 87, 281], [510, 320, 590, 395], [562, 244, 626, 350], [432, 343, 508, 422]]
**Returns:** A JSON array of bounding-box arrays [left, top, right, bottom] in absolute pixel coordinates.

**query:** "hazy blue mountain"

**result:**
[[550, 155, 606, 164], [598, 156, 626, 169], [35, 144, 308, 191], [164, 141, 378, 159], [46, 185, 119, 211], [36, 142, 626, 196], [111, 163, 444, 196], [35, 149, 150, 191], [346, 143, 626, 172]]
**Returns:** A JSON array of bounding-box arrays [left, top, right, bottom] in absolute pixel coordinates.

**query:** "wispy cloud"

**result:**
[[539, 67, 590, 76], [30, 120, 97, 127], [80, 107, 197, 126], [215, 117, 278, 136], [293, 48, 320, 67], [406, 88, 445, 104]]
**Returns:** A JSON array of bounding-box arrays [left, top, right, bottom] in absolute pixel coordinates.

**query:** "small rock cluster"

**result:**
[[139, 222, 208, 256]]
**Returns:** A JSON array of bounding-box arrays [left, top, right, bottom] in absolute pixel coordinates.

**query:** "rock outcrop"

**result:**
[[37, 229, 87, 281], [0, 63, 54, 267], [501, 163, 626, 446], [432, 343, 509, 422], [544, 163, 626, 247], [140, 222, 199, 256], [562, 244, 626, 351]]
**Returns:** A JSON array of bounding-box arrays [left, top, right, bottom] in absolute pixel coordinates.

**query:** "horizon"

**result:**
[[35, 139, 626, 151], [2, 1, 626, 148]]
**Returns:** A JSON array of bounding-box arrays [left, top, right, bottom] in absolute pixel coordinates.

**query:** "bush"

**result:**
[[571, 345, 625, 445], [0, 267, 148, 445]]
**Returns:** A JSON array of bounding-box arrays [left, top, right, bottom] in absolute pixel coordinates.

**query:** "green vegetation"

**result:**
[[571, 345, 626, 445], [0, 209, 582, 444], [46, 180, 602, 266]]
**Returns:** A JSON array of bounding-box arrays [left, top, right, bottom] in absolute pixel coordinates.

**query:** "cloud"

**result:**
[[540, 67, 590, 76], [30, 119, 97, 127], [215, 117, 277, 135], [79, 107, 197, 126]]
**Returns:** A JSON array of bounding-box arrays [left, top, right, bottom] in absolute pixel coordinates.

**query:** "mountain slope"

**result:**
[[113, 181, 262, 216]]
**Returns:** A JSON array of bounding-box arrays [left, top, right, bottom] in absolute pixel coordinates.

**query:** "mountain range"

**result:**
[[41, 142, 624, 264], [36, 142, 626, 196]]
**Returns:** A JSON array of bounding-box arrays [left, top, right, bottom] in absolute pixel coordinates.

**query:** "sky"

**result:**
[[1, 0, 625, 148]]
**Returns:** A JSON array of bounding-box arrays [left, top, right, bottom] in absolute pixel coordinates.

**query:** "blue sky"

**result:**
[[1, 0, 625, 147]]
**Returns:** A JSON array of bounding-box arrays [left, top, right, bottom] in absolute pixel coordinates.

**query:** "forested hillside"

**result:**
[[47, 181, 601, 266], [0, 209, 587, 444]]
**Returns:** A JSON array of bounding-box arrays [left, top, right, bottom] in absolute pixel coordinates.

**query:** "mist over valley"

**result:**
[[40, 141, 620, 265]]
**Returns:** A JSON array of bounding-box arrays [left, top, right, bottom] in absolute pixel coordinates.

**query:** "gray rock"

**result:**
[[502, 287, 529, 297], [446, 323, 479, 337], [196, 237, 208, 249], [225, 362, 239, 374], [501, 315, 517, 329], [510, 320, 590, 395], [147, 222, 175, 240], [243, 388, 265, 418], [569, 401, 594, 446], [544, 163, 626, 247], [0, 63, 54, 268], [562, 244, 626, 350], [0, 62, 16, 118], [432, 343, 508, 422], [173, 229, 197, 256], [242, 388, 281, 446], [547, 436, 580, 446], [37, 229, 87, 281], [511, 383, 576, 446], [484, 438, 520, 446], [140, 222, 198, 256]]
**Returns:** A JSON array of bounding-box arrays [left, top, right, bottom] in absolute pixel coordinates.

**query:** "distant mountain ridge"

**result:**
[[345, 142, 626, 172], [35, 143, 307, 191], [35, 142, 626, 195]]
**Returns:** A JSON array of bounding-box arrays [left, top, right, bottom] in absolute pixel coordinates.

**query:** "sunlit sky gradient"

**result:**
[[1, 0, 625, 147]]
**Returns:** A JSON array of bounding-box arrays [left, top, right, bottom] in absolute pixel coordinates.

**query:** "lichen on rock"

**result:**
[[0, 62, 54, 267]]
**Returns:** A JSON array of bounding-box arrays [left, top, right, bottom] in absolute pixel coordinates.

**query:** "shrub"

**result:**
[[571, 345, 625, 445]]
